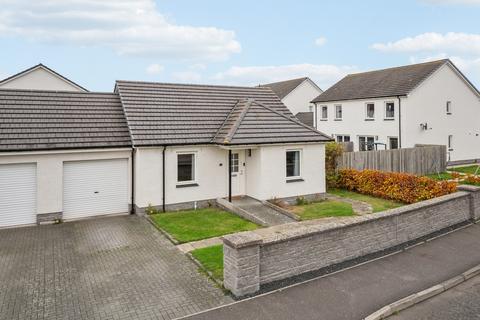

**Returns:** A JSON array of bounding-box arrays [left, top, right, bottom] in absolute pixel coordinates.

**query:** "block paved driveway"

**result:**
[[0, 215, 231, 320]]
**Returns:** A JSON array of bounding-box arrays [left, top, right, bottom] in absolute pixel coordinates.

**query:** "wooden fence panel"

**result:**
[[338, 145, 446, 175]]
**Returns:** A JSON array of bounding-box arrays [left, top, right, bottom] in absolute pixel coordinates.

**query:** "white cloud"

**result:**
[[371, 32, 480, 55], [314, 37, 327, 47], [212, 63, 357, 89], [421, 0, 480, 5], [0, 0, 241, 61], [410, 54, 480, 73], [172, 71, 202, 83], [146, 63, 164, 75]]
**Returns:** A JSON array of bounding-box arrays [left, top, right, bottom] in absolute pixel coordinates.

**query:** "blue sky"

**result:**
[[1, 0, 479, 92]]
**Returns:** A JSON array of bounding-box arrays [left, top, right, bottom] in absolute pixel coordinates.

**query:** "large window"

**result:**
[[385, 102, 395, 119], [336, 135, 351, 143], [359, 136, 375, 151], [286, 150, 301, 178], [335, 105, 343, 120], [388, 137, 399, 150], [321, 106, 328, 120], [365, 103, 375, 120], [177, 153, 195, 183]]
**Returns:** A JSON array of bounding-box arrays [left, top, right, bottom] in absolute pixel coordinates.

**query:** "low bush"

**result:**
[[337, 169, 457, 204], [464, 174, 480, 186]]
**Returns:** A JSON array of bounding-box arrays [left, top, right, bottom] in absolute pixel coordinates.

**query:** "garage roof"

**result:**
[[0, 89, 132, 151]]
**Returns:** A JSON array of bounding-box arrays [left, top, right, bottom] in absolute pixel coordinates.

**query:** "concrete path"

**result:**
[[0, 215, 231, 320], [389, 275, 480, 320], [177, 236, 223, 253], [232, 197, 295, 226], [181, 223, 480, 320]]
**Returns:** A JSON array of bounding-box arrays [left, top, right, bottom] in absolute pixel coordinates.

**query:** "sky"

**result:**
[[0, 0, 480, 92]]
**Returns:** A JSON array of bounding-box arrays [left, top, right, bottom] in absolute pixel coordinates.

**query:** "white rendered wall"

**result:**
[[0, 67, 85, 91], [0, 149, 132, 215], [404, 64, 480, 162], [315, 97, 402, 151], [282, 80, 323, 116]]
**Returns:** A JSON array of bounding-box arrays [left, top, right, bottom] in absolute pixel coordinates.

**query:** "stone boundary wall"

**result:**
[[223, 187, 480, 297]]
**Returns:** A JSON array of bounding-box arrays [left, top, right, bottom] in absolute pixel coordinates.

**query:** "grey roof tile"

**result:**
[[295, 112, 314, 127], [260, 77, 309, 99]]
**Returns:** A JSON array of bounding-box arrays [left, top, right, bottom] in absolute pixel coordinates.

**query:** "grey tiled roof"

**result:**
[[0, 90, 131, 151], [313, 60, 449, 103], [212, 99, 328, 145], [116, 81, 331, 146], [295, 112, 314, 127], [260, 77, 309, 99]]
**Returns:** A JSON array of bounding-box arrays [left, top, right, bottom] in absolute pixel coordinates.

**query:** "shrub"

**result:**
[[295, 196, 309, 206], [464, 174, 480, 186], [325, 142, 344, 188], [145, 204, 160, 215], [337, 169, 457, 204]]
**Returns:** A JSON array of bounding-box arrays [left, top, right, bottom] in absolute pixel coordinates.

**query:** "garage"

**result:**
[[0, 163, 37, 228], [63, 159, 129, 220]]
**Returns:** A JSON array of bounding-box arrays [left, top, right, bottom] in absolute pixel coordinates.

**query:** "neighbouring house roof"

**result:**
[[312, 59, 452, 103], [0, 90, 131, 151], [295, 112, 314, 127], [0, 64, 89, 92], [115, 80, 331, 146], [260, 77, 312, 100], [212, 99, 326, 145]]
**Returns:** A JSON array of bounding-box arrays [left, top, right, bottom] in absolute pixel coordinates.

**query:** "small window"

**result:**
[[388, 137, 399, 150], [359, 136, 375, 151], [321, 106, 328, 120], [366, 103, 375, 119], [177, 153, 195, 183], [446, 101, 452, 115], [336, 135, 351, 143], [309, 105, 313, 112], [335, 105, 342, 120], [230, 153, 239, 173], [286, 150, 301, 178], [385, 102, 395, 119], [448, 135, 453, 151]]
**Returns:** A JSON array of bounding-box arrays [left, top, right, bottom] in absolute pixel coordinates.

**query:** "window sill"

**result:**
[[334, 119, 342, 121], [286, 178, 304, 183], [320, 119, 328, 121], [176, 183, 199, 188], [384, 118, 395, 121], [364, 118, 375, 121], [448, 149, 454, 152]]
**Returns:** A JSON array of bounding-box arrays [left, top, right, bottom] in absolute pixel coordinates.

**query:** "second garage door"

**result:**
[[63, 159, 129, 220]]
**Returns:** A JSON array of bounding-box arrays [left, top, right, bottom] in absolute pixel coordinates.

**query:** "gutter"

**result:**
[[162, 146, 167, 212]]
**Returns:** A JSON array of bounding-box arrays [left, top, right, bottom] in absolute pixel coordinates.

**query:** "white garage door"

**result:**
[[0, 163, 37, 228], [63, 159, 129, 220]]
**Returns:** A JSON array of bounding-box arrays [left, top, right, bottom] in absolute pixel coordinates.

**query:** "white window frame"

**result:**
[[365, 102, 375, 120], [359, 135, 376, 151], [448, 135, 453, 151], [286, 149, 302, 180], [446, 101, 452, 115], [334, 104, 343, 120], [384, 101, 395, 120], [336, 135, 351, 143], [388, 136, 399, 150], [176, 151, 197, 185], [320, 105, 328, 120]]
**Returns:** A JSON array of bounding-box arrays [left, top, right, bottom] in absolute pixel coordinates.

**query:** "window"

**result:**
[[448, 135, 453, 151], [336, 135, 351, 143], [365, 103, 375, 119], [385, 102, 395, 119], [286, 150, 301, 178], [177, 153, 195, 183], [359, 136, 375, 151], [230, 153, 239, 173], [321, 106, 328, 120], [309, 105, 313, 112], [446, 101, 452, 115], [335, 105, 342, 120], [388, 137, 399, 150]]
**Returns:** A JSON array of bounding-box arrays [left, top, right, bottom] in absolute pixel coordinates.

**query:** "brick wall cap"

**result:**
[[222, 231, 263, 248], [457, 185, 480, 192]]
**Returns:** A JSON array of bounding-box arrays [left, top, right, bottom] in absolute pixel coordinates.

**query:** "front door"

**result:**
[[230, 151, 246, 196]]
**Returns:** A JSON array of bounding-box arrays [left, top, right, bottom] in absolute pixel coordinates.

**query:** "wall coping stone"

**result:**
[[457, 185, 480, 192], [223, 191, 471, 247]]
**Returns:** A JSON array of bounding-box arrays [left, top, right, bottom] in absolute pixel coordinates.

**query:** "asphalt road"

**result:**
[[390, 275, 480, 320], [181, 224, 480, 320]]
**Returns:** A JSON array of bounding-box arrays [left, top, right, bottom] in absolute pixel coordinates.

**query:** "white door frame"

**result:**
[[230, 150, 246, 196]]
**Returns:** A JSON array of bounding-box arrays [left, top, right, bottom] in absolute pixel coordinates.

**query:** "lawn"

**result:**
[[449, 165, 480, 175], [150, 208, 259, 243], [328, 188, 404, 213], [191, 245, 224, 281], [425, 172, 453, 181], [290, 199, 355, 220]]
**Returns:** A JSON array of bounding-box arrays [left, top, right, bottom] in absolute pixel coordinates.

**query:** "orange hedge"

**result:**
[[337, 169, 457, 204]]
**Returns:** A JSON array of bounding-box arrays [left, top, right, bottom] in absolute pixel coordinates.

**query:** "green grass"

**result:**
[[151, 208, 259, 243], [328, 188, 404, 213], [450, 165, 480, 175], [291, 200, 355, 220], [425, 172, 453, 181], [191, 245, 224, 281]]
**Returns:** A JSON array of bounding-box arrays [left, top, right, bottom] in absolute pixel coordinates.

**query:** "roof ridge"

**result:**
[[116, 80, 274, 91], [346, 59, 448, 78], [222, 98, 253, 144]]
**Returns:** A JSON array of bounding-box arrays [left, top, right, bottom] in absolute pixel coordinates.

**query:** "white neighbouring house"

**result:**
[[0, 64, 88, 92], [261, 77, 323, 127], [312, 59, 480, 163], [0, 64, 331, 228]]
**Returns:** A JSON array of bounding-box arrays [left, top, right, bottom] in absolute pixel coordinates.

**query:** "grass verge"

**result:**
[[328, 188, 404, 213], [291, 200, 355, 220], [190, 245, 224, 281], [449, 165, 480, 175]]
